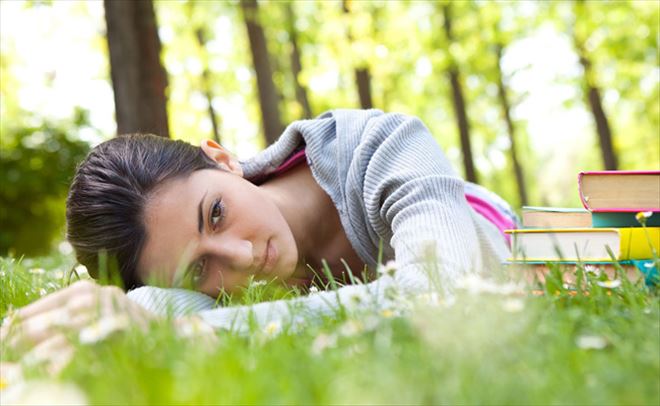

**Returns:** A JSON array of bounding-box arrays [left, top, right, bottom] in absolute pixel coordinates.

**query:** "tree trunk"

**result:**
[[355, 68, 373, 110], [573, 0, 618, 170], [579, 55, 618, 170], [104, 0, 169, 137], [343, 0, 373, 110], [285, 3, 312, 119], [496, 43, 528, 206], [240, 0, 283, 145], [442, 4, 477, 183], [195, 28, 221, 144]]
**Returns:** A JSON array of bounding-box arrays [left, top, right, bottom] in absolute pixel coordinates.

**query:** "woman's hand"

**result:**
[[1, 280, 155, 372]]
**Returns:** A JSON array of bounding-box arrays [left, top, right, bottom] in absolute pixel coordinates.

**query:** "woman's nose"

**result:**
[[207, 237, 254, 271]]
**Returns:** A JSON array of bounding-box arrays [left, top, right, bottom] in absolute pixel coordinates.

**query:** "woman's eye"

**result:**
[[209, 198, 225, 229]]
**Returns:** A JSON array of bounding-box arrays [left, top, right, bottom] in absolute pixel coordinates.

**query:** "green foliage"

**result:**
[[1, 254, 658, 404], [0, 112, 90, 256], [0, 255, 72, 318]]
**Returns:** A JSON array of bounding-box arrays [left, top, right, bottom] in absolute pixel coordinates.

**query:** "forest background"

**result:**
[[1, 0, 658, 258]]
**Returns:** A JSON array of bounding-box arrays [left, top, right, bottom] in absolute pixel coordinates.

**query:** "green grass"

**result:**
[[1, 252, 659, 405]]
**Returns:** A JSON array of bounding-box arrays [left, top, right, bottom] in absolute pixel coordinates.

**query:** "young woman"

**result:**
[[3, 109, 517, 343]]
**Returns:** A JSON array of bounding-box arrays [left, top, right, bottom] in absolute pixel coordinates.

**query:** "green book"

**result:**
[[591, 211, 660, 227]]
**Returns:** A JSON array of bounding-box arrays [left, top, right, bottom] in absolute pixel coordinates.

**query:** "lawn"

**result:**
[[1, 253, 659, 405]]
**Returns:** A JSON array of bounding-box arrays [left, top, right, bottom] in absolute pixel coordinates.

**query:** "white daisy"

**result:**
[[576, 335, 608, 350], [501, 298, 525, 313], [596, 279, 621, 289], [311, 333, 337, 355], [263, 321, 282, 339], [377, 260, 398, 278]]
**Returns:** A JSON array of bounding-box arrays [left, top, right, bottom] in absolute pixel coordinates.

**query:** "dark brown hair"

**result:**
[[66, 134, 219, 289]]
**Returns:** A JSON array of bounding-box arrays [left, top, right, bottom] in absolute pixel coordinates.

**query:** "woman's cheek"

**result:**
[[204, 268, 251, 296]]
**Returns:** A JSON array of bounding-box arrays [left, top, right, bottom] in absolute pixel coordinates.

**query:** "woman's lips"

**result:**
[[260, 239, 277, 274]]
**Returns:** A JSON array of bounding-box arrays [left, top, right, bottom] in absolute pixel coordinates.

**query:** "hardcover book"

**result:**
[[522, 206, 591, 228], [578, 170, 660, 212], [506, 227, 659, 262]]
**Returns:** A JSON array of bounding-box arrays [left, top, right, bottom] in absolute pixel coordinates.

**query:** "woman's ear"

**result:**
[[200, 139, 244, 177]]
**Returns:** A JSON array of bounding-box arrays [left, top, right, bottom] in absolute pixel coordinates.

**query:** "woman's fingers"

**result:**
[[23, 333, 75, 376], [6, 306, 72, 349], [7, 304, 103, 351], [3, 282, 157, 353], [9, 280, 97, 320]]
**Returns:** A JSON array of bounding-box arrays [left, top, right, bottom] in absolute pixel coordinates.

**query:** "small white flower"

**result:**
[[576, 335, 608, 350], [251, 280, 267, 287], [416, 292, 441, 307], [51, 270, 65, 279], [339, 320, 364, 337], [308, 286, 319, 294], [311, 333, 337, 355], [175, 317, 215, 339], [344, 290, 371, 309], [637, 211, 653, 220], [58, 241, 73, 255], [501, 298, 525, 313], [0, 362, 23, 391], [74, 265, 89, 276], [584, 265, 601, 276], [28, 268, 45, 275], [263, 321, 282, 339], [79, 314, 130, 344], [456, 275, 524, 296], [377, 260, 398, 278], [1, 380, 87, 405], [596, 279, 621, 289]]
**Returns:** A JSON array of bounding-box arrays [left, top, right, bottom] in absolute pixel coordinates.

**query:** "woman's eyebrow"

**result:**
[[197, 190, 208, 234]]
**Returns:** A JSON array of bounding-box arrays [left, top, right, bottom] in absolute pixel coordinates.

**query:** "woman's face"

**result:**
[[136, 163, 299, 297]]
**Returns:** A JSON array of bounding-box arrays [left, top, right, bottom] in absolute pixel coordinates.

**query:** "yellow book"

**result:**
[[506, 227, 659, 262]]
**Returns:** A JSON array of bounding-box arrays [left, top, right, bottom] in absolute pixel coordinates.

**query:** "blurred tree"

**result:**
[[343, 0, 373, 110], [240, 0, 283, 145], [194, 25, 221, 143], [285, 2, 313, 119], [104, 0, 169, 137], [573, 0, 618, 170], [440, 2, 478, 183], [495, 42, 528, 206], [0, 112, 90, 256], [474, 2, 530, 207]]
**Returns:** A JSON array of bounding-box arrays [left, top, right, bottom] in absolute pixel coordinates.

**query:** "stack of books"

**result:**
[[506, 170, 660, 286]]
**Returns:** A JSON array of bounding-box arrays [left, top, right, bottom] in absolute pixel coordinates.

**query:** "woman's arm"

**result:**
[[361, 112, 493, 291]]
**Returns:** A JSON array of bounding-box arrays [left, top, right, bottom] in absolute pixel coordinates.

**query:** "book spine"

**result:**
[[577, 172, 591, 210]]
